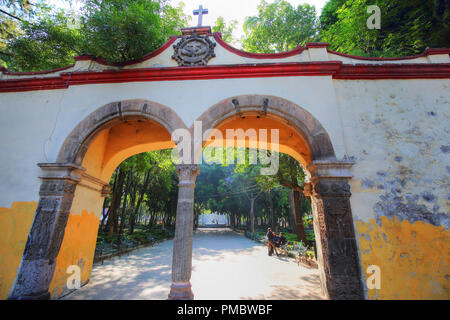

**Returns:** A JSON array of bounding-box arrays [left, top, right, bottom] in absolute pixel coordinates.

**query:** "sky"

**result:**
[[51, 0, 327, 44], [172, 0, 327, 39]]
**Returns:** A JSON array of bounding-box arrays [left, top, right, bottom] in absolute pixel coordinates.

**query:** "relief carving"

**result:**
[[172, 35, 216, 66]]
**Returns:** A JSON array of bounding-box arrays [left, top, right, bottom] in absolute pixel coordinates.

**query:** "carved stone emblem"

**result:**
[[172, 35, 216, 66]]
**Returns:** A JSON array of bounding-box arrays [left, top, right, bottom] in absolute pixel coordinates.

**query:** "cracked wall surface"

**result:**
[[335, 79, 450, 299]]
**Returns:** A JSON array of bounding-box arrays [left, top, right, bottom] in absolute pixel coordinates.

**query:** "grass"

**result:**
[[97, 223, 174, 246]]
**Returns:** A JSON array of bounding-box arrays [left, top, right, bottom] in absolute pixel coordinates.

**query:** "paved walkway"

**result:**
[[64, 228, 325, 300]]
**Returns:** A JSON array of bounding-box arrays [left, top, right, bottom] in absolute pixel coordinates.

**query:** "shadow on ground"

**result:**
[[64, 228, 324, 300]]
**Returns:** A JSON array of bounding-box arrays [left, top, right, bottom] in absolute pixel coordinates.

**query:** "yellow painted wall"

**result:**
[[0, 201, 37, 300], [49, 210, 100, 298], [357, 216, 449, 299]]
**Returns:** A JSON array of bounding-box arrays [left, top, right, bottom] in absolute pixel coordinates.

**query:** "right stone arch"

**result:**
[[196, 95, 365, 299]]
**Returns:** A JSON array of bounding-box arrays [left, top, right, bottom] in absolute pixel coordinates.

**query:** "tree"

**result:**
[[242, 0, 318, 53], [234, 159, 264, 233], [212, 16, 237, 44], [319, 0, 450, 57], [3, 0, 188, 71], [0, 0, 41, 67], [5, 10, 84, 71], [273, 153, 310, 243]]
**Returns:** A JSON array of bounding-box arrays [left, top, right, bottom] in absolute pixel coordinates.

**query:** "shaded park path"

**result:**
[[64, 228, 324, 300]]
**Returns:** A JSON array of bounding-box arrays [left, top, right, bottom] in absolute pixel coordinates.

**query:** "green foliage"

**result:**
[[5, 11, 83, 71], [3, 0, 188, 71], [319, 0, 450, 57], [242, 0, 318, 53], [82, 0, 182, 64], [212, 16, 237, 44], [0, 0, 46, 67]]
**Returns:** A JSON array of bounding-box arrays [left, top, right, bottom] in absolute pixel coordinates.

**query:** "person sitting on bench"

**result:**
[[266, 228, 279, 256], [278, 232, 287, 246]]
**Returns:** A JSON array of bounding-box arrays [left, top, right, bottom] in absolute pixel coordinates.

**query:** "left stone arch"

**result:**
[[57, 99, 187, 165], [9, 99, 186, 299]]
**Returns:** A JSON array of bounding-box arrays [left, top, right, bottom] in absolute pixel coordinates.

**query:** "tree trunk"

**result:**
[[130, 169, 150, 234], [127, 183, 137, 234], [269, 190, 275, 230], [293, 190, 307, 243], [107, 167, 126, 237], [118, 170, 132, 237], [288, 190, 297, 232], [249, 197, 255, 233], [100, 197, 108, 232]]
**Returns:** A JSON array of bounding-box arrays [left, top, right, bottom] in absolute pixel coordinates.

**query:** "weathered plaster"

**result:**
[[48, 210, 100, 298], [357, 216, 449, 299], [0, 201, 37, 299], [335, 79, 450, 299]]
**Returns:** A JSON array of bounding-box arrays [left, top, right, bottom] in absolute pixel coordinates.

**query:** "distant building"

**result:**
[[199, 213, 229, 226]]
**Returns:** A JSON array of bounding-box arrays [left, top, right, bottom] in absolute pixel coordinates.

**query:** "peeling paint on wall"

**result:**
[[357, 216, 449, 300], [335, 79, 450, 300], [48, 210, 100, 298], [0, 201, 37, 300]]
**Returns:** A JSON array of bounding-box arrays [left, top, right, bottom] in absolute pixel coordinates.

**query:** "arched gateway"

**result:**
[[0, 27, 449, 300]]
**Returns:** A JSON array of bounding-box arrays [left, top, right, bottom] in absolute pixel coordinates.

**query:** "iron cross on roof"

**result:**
[[193, 5, 208, 27]]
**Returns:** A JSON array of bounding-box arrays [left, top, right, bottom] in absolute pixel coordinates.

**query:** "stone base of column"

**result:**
[[168, 282, 194, 300]]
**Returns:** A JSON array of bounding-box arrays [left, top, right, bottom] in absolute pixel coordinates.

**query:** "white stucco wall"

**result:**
[[335, 78, 450, 225], [0, 74, 349, 208]]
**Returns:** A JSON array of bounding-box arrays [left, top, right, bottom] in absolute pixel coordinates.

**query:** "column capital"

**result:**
[[307, 160, 354, 180], [176, 164, 200, 184], [37, 163, 84, 197], [306, 160, 354, 198]]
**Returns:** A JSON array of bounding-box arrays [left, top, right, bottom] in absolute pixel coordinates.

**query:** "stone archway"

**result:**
[[9, 99, 187, 300], [169, 95, 364, 300]]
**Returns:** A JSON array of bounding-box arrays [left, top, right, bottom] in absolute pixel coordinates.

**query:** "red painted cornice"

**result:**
[[0, 62, 342, 93], [1, 62, 449, 93], [335, 64, 450, 79]]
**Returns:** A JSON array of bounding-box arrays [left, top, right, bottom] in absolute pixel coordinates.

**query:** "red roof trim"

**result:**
[[212, 33, 305, 59], [0, 62, 341, 92], [334, 63, 450, 79], [1, 62, 450, 93], [305, 42, 330, 49]]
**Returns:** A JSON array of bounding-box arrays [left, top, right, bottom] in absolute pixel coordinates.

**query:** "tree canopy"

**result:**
[[2, 0, 449, 70], [242, 0, 318, 53], [319, 0, 450, 57], [241, 0, 449, 57], [1, 0, 188, 71]]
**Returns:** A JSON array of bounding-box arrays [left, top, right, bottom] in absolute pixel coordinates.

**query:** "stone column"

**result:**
[[168, 164, 200, 300], [305, 160, 364, 300], [9, 163, 83, 300]]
